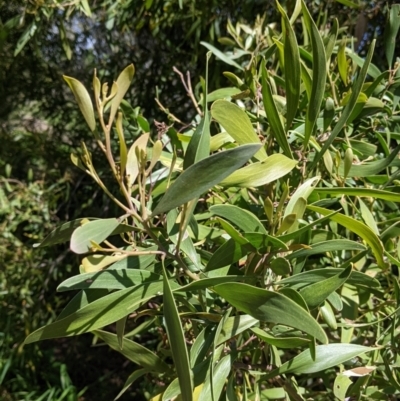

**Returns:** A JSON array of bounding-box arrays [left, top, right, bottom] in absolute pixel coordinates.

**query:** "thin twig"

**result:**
[[173, 66, 203, 116]]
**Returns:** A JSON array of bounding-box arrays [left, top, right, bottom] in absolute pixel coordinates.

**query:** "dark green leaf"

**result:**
[[213, 283, 327, 343], [93, 330, 169, 373], [162, 264, 193, 401], [152, 144, 261, 215]]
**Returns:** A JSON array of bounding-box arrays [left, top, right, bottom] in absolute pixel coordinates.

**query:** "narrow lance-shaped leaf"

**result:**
[[314, 187, 400, 203], [152, 144, 261, 215], [310, 40, 376, 169], [93, 330, 169, 373], [211, 100, 267, 160], [265, 344, 376, 377], [307, 204, 388, 268], [183, 110, 210, 169], [260, 60, 293, 158], [109, 64, 135, 125], [213, 283, 328, 344], [162, 263, 193, 401], [220, 154, 297, 187], [24, 281, 166, 343], [301, 0, 327, 148], [63, 75, 96, 131], [384, 4, 400, 69], [200, 41, 244, 70], [276, 1, 301, 129]]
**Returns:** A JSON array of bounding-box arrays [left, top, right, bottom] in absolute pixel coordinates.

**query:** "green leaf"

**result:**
[[260, 61, 293, 158], [33, 219, 92, 248], [276, 2, 301, 129], [301, 0, 327, 148], [337, 144, 400, 177], [220, 154, 297, 187], [109, 64, 135, 125], [210, 204, 266, 233], [63, 75, 96, 131], [267, 344, 375, 376], [198, 354, 233, 401], [310, 40, 376, 169], [93, 330, 169, 373], [216, 315, 258, 345], [200, 42, 244, 70], [24, 281, 165, 343], [152, 144, 261, 215], [183, 111, 210, 169], [333, 374, 353, 401], [211, 100, 266, 160], [206, 238, 252, 271], [314, 187, 400, 203], [57, 269, 161, 292], [298, 264, 352, 309], [177, 276, 250, 293], [14, 21, 37, 56], [70, 218, 121, 254], [213, 283, 328, 344], [243, 233, 288, 251], [384, 4, 400, 68], [277, 268, 380, 289], [206, 88, 242, 102], [115, 369, 150, 400], [162, 263, 193, 401], [286, 239, 366, 260], [307, 205, 388, 268], [251, 327, 310, 349]]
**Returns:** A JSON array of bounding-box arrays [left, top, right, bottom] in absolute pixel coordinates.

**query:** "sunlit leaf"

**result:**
[[211, 100, 267, 160], [307, 205, 388, 268], [152, 144, 261, 215], [213, 283, 328, 343], [64, 75, 96, 131]]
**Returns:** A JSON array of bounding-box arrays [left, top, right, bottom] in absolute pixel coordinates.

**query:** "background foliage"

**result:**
[[1, 0, 400, 400]]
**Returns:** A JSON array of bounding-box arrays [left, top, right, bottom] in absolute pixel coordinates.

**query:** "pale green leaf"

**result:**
[[109, 64, 135, 125], [220, 154, 297, 187], [70, 218, 120, 254], [267, 344, 375, 376], [200, 42, 244, 70], [307, 205, 388, 268], [63, 75, 96, 131], [211, 100, 267, 160]]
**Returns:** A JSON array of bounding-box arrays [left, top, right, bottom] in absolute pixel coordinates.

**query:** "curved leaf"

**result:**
[[109, 64, 135, 125], [213, 283, 328, 343], [93, 330, 169, 373], [307, 205, 388, 268], [220, 154, 297, 187], [63, 75, 96, 131], [211, 100, 267, 160], [210, 204, 266, 233], [24, 281, 165, 343], [268, 343, 376, 376], [152, 144, 261, 215], [70, 218, 120, 254]]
